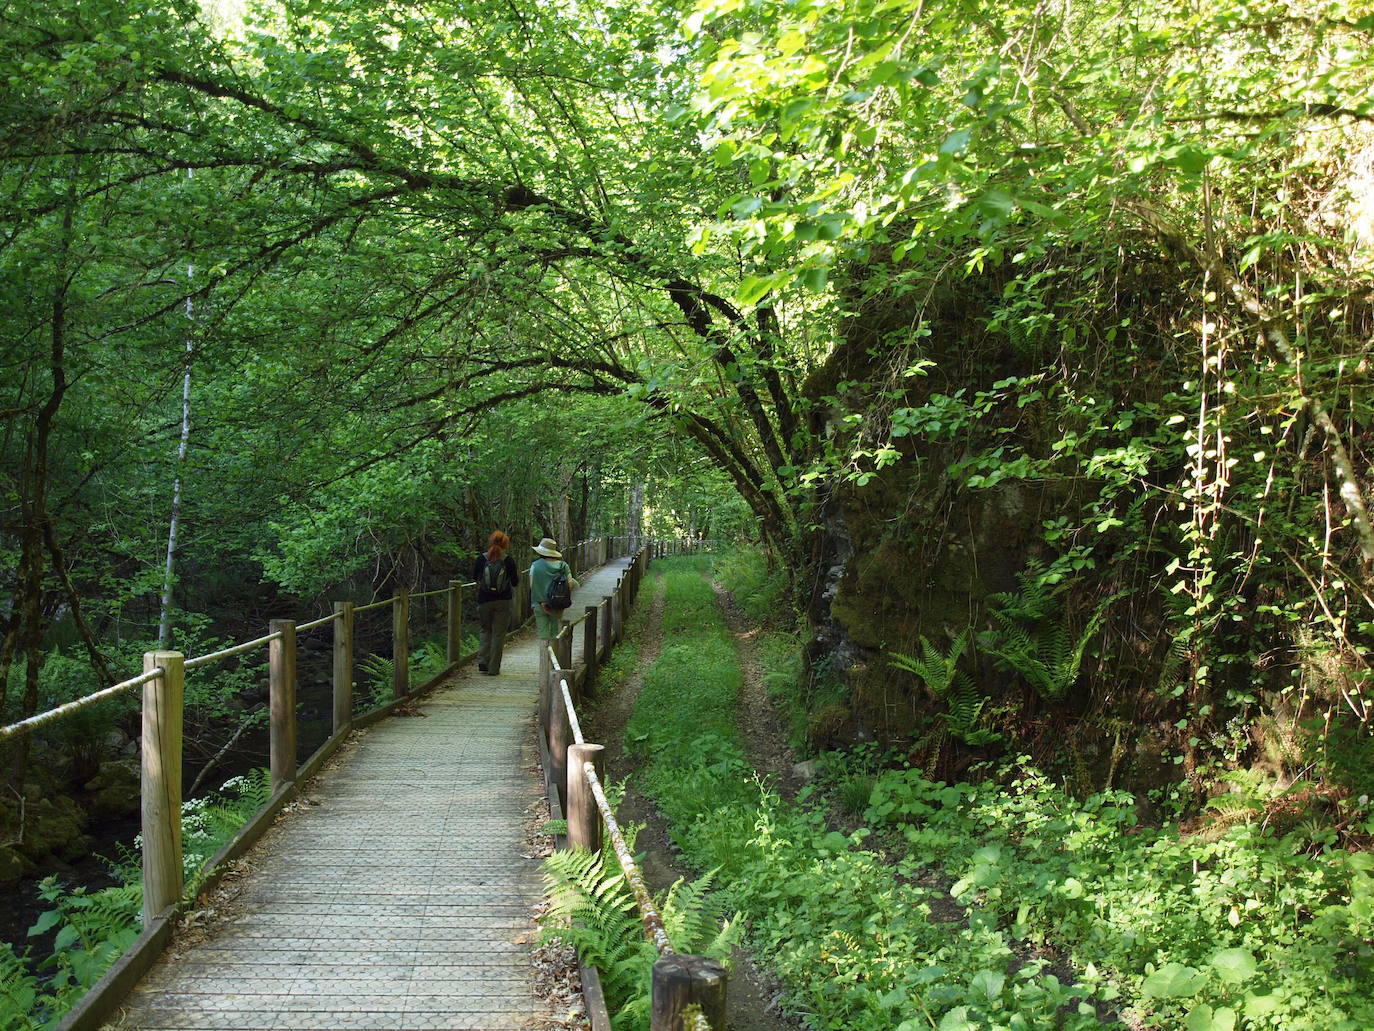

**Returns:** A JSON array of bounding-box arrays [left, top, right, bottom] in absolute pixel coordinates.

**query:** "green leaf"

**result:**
[[1172, 146, 1209, 174], [735, 274, 778, 307], [28, 910, 63, 936], [939, 129, 971, 155], [53, 924, 80, 952], [1185, 1004, 1236, 1031], [781, 97, 815, 125], [801, 267, 828, 293], [815, 214, 847, 240], [730, 196, 763, 219], [1210, 948, 1257, 984], [970, 969, 1005, 1000], [1141, 962, 1206, 999], [1244, 992, 1281, 1018], [937, 1006, 976, 1031]]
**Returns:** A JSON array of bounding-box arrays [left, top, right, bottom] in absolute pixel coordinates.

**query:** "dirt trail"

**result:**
[[582, 567, 803, 1031]]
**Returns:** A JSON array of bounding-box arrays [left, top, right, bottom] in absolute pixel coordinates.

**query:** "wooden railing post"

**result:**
[[599, 598, 613, 661], [393, 588, 409, 699], [567, 743, 604, 852], [549, 670, 571, 812], [332, 602, 354, 734], [269, 619, 297, 792], [582, 605, 599, 693], [552, 621, 569, 671], [538, 641, 552, 731], [141, 650, 184, 924], [447, 579, 462, 664], [652, 955, 727, 1031], [612, 579, 624, 644]]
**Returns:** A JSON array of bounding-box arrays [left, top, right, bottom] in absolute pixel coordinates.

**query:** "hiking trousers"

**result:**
[[478, 599, 512, 674]]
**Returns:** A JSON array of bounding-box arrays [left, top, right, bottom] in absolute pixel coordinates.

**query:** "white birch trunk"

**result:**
[[628, 482, 645, 548], [158, 255, 194, 649]]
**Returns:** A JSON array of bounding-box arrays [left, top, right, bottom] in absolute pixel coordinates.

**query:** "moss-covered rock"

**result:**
[[83, 758, 142, 816], [19, 795, 90, 865], [0, 845, 28, 882]]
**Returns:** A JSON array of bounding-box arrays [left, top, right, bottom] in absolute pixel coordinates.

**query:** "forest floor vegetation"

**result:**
[[601, 554, 1374, 1031], [575, 561, 797, 1031]]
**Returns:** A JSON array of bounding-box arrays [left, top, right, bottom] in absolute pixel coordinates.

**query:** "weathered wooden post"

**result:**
[[612, 579, 624, 644], [582, 605, 599, 693], [566, 743, 604, 852], [447, 579, 463, 664], [538, 639, 552, 734], [651, 955, 728, 1031], [141, 650, 184, 924], [600, 598, 613, 661], [549, 670, 571, 811], [556, 621, 573, 672], [332, 602, 354, 734], [393, 588, 409, 699], [269, 620, 298, 792]]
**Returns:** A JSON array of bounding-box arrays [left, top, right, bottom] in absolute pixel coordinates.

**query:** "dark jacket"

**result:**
[[474, 553, 519, 603]]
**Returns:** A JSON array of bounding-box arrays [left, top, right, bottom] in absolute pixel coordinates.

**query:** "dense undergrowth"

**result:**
[[0, 769, 271, 1030], [608, 554, 1374, 1031]]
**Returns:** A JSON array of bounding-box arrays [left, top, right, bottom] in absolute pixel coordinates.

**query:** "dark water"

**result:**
[[0, 811, 139, 962]]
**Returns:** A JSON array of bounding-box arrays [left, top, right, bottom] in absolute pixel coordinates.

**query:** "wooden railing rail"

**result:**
[[538, 545, 726, 1031], [646, 537, 719, 560], [0, 668, 164, 742]]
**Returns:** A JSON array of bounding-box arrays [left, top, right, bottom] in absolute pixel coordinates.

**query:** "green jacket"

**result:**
[[529, 558, 576, 611]]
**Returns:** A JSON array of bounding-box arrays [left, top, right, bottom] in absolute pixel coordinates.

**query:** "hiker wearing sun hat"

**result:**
[[530, 537, 578, 641]]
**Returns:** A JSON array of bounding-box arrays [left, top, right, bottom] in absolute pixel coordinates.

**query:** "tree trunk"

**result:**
[[628, 481, 645, 548], [158, 253, 195, 649]]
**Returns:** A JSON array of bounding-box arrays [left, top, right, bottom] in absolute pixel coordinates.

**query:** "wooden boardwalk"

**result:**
[[108, 557, 635, 1031]]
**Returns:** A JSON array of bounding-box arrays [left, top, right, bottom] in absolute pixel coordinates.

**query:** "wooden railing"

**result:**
[[645, 537, 718, 559], [0, 534, 629, 1031], [535, 548, 726, 1031]]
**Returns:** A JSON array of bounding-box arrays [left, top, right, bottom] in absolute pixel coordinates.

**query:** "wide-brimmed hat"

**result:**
[[533, 537, 563, 559]]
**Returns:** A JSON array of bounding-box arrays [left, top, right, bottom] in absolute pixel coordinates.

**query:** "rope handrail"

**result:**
[[409, 585, 452, 601], [583, 758, 674, 956], [557, 672, 585, 746], [563, 605, 596, 628], [0, 667, 164, 741], [297, 611, 340, 633], [183, 630, 283, 669]]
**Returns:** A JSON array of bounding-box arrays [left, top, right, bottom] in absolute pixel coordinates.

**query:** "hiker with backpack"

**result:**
[[530, 537, 578, 641], [474, 530, 520, 675]]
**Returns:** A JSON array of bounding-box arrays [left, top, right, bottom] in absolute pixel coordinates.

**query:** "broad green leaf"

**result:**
[[1210, 948, 1257, 984], [939, 129, 971, 155], [1141, 962, 1206, 999]]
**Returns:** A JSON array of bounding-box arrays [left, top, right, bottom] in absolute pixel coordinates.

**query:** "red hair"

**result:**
[[487, 530, 510, 559]]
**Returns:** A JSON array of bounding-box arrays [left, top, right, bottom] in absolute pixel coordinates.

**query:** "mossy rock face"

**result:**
[[0, 845, 28, 883], [19, 795, 90, 864], [83, 758, 142, 816]]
